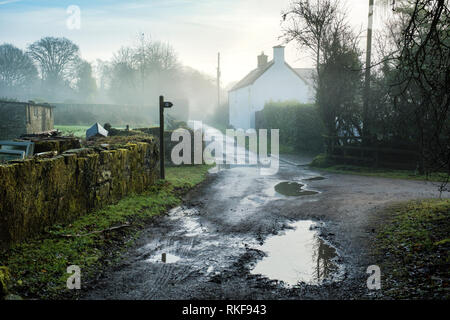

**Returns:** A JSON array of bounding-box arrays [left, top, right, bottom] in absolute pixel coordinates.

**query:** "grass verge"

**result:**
[[373, 199, 450, 299], [55, 125, 128, 138], [0, 164, 212, 300], [310, 154, 447, 182]]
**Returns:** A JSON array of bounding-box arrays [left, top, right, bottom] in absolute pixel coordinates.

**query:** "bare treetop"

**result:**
[[27, 37, 80, 84]]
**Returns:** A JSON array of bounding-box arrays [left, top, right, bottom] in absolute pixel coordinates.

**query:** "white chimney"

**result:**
[[273, 45, 285, 64]]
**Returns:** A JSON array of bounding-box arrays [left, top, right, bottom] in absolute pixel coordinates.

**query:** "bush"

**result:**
[[255, 101, 325, 154], [310, 154, 333, 168]]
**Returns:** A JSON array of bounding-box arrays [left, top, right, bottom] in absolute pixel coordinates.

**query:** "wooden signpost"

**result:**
[[159, 95, 173, 179]]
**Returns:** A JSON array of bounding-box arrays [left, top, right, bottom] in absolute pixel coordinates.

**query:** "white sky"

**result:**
[[0, 0, 391, 86]]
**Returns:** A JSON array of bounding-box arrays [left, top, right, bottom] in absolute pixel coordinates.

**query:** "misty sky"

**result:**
[[0, 0, 390, 86]]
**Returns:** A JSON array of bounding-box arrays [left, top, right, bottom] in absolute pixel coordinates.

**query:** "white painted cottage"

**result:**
[[228, 45, 315, 129]]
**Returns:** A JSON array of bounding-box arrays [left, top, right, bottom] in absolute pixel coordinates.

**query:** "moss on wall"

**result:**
[[0, 138, 159, 247], [0, 266, 10, 297], [32, 138, 81, 154]]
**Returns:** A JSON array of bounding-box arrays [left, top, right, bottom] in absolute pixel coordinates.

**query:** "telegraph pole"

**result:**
[[140, 32, 145, 95], [217, 52, 221, 109], [363, 0, 374, 143]]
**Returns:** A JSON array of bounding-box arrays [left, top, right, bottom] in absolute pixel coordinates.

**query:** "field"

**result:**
[[54, 125, 90, 138], [55, 125, 128, 138]]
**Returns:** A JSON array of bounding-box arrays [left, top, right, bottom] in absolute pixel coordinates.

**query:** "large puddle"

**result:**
[[250, 220, 341, 286], [274, 181, 318, 196]]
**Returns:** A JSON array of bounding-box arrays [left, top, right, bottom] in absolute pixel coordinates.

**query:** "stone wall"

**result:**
[[0, 139, 159, 247], [0, 101, 54, 140], [0, 102, 26, 140], [23, 137, 82, 154]]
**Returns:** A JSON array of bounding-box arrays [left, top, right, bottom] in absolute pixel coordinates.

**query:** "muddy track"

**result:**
[[82, 155, 441, 300]]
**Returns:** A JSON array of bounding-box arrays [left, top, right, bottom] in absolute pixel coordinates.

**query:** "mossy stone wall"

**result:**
[[0, 141, 159, 247], [0, 266, 10, 297]]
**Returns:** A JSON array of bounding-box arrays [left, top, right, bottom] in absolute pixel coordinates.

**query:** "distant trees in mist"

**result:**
[[96, 35, 224, 120], [0, 37, 96, 103], [27, 37, 80, 86], [0, 44, 38, 98], [0, 34, 223, 121]]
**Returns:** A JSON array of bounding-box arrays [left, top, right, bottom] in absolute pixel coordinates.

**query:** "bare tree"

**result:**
[[317, 18, 364, 140], [27, 37, 80, 85], [395, 0, 450, 190], [133, 37, 178, 75], [107, 36, 179, 104], [0, 43, 37, 96], [281, 0, 363, 147], [281, 0, 340, 76]]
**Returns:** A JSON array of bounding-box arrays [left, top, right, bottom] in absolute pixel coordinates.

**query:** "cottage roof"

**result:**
[[229, 61, 315, 92], [229, 61, 275, 92], [293, 68, 315, 87]]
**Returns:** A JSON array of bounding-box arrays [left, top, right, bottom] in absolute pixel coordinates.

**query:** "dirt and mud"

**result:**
[[82, 152, 441, 300]]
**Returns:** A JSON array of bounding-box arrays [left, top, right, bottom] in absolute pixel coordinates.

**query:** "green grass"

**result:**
[[373, 199, 450, 299], [54, 125, 90, 138], [310, 154, 447, 182], [279, 144, 299, 155], [316, 164, 447, 182], [0, 164, 212, 299], [166, 164, 213, 188], [55, 125, 130, 138]]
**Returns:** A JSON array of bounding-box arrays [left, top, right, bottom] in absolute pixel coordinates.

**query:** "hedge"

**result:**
[[255, 101, 325, 154]]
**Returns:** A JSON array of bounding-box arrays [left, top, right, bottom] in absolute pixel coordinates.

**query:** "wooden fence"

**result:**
[[325, 136, 421, 170]]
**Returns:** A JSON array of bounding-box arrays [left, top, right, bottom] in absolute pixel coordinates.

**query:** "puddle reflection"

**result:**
[[274, 181, 318, 196], [250, 220, 340, 286], [303, 176, 326, 181]]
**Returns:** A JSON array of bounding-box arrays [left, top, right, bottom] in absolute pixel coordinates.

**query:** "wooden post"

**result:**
[[159, 95, 165, 179], [159, 95, 173, 179]]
